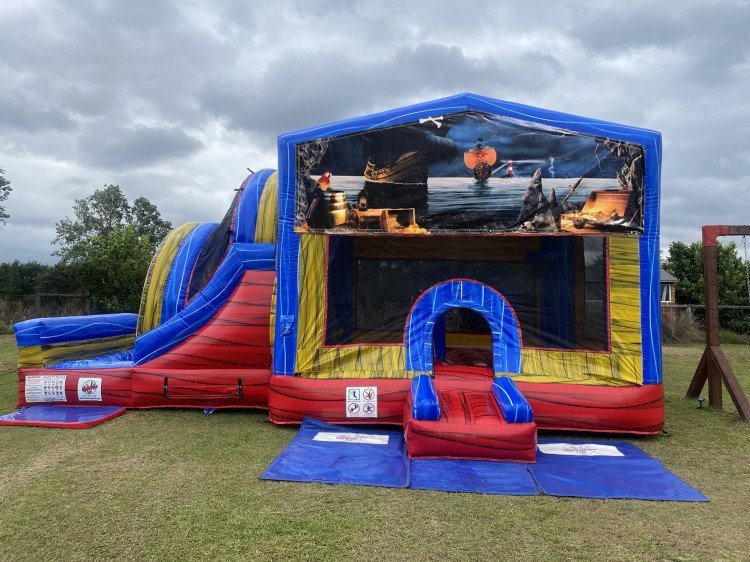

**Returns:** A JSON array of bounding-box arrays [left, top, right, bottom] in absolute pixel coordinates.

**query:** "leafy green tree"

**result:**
[[53, 185, 172, 313], [0, 168, 11, 226], [36, 262, 86, 295], [664, 240, 750, 333], [131, 197, 170, 240], [664, 241, 748, 305], [54, 185, 171, 259], [69, 225, 157, 312]]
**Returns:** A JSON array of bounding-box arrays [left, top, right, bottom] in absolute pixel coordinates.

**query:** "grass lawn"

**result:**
[[0, 335, 748, 561]]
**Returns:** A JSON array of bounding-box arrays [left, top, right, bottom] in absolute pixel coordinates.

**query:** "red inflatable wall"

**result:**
[[17, 367, 133, 408], [143, 271, 274, 370], [131, 270, 275, 409], [268, 376, 410, 425], [267, 368, 664, 435]]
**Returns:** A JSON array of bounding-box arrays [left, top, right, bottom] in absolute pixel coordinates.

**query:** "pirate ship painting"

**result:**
[[364, 151, 428, 185], [464, 138, 497, 181], [295, 110, 645, 235], [361, 150, 431, 212]]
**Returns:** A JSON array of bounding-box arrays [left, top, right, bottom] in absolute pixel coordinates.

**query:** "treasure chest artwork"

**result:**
[[305, 184, 428, 234], [294, 111, 645, 235], [560, 190, 634, 231], [354, 207, 428, 234], [559, 139, 644, 232]]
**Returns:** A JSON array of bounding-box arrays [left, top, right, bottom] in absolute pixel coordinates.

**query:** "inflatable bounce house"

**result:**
[[8, 93, 664, 462]]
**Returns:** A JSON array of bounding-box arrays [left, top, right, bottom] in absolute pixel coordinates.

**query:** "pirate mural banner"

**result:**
[[294, 111, 645, 236]]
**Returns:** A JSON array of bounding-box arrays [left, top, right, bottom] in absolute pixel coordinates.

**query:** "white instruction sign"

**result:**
[[313, 432, 389, 445], [537, 443, 624, 457], [345, 386, 377, 418], [77, 377, 103, 401], [25, 375, 67, 403]]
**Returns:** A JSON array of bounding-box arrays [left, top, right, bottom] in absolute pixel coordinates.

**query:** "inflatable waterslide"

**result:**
[[14, 170, 278, 410]]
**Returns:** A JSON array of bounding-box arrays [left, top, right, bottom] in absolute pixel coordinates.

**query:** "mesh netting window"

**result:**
[[325, 235, 609, 351]]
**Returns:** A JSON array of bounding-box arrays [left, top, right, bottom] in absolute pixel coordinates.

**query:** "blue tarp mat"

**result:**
[[410, 458, 538, 495], [261, 419, 707, 501], [0, 405, 125, 428], [531, 439, 708, 502], [261, 418, 409, 488]]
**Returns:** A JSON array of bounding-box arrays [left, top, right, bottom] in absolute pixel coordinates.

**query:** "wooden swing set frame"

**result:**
[[685, 225, 750, 421]]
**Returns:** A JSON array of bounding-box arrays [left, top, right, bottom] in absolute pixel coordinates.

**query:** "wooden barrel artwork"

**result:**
[[322, 190, 348, 229]]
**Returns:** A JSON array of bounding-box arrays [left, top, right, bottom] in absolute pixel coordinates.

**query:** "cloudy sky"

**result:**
[[1, 0, 748, 262]]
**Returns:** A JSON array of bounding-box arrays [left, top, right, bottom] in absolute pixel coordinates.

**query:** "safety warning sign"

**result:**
[[25, 375, 67, 403], [345, 386, 377, 418]]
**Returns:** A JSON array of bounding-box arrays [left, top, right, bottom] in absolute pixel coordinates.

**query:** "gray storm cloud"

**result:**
[[0, 0, 748, 262]]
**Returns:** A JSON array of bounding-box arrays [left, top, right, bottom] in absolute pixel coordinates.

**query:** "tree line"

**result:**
[[1, 183, 171, 314], [662, 240, 750, 333]]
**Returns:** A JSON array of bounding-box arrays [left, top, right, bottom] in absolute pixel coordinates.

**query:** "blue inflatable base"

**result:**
[[261, 419, 707, 502], [0, 405, 126, 428]]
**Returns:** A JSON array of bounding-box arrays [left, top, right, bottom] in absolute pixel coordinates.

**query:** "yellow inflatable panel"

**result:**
[[40, 334, 136, 366], [255, 172, 279, 244], [137, 222, 198, 335], [17, 345, 44, 368]]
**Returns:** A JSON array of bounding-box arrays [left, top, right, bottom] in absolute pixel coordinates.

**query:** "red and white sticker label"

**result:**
[[25, 375, 67, 403], [345, 386, 377, 418], [77, 377, 102, 401], [313, 432, 389, 445], [537, 443, 624, 456]]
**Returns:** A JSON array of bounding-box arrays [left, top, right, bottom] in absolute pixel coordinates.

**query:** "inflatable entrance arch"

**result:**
[[404, 279, 522, 374]]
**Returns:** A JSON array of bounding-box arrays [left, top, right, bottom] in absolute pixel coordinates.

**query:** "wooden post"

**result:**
[[686, 225, 750, 421]]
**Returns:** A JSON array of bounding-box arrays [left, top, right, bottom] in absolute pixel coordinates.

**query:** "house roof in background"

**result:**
[[660, 268, 678, 283]]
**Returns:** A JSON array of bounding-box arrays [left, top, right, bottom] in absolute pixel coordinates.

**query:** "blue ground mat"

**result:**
[[0, 405, 126, 428], [262, 418, 409, 488], [261, 419, 708, 502], [410, 458, 538, 495], [531, 440, 708, 501]]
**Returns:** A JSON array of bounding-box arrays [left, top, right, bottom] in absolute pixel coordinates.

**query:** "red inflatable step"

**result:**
[[404, 385, 537, 463]]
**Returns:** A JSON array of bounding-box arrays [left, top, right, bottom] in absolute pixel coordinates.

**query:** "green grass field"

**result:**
[[0, 335, 748, 561]]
